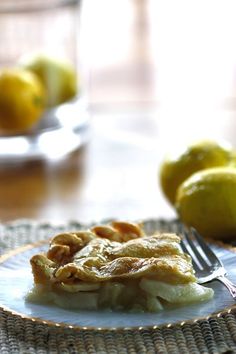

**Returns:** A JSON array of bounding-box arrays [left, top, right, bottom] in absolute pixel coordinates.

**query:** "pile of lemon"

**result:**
[[159, 140, 236, 241], [0, 55, 77, 134]]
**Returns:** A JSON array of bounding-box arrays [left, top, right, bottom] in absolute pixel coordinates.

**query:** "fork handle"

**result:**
[[216, 276, 236, 299]]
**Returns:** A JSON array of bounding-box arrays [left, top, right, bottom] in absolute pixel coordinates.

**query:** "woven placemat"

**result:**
[[0, 219, 236, 354]]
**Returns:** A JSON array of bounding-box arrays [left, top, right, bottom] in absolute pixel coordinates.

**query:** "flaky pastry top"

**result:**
[[30, 221, 196, 286]]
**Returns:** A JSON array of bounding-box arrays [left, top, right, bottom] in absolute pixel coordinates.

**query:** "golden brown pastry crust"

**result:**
[[30, 221, 196, 287]]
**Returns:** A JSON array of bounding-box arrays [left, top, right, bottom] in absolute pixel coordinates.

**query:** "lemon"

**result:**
[[160, 140, 236, 205], [0, 68, 45, 133], [176, 167, 236, 241], [20, 54, 77, 107]]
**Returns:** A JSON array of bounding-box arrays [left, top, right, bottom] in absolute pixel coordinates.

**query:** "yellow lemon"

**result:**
[[0, 68, 45, 133], [20, 54, 77, 107], [160, 140, 236, 205], [176, 167, 236, 241]]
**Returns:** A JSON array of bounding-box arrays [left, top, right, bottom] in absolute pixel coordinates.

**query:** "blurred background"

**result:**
[[86, 0, 236, 138], [1, 0, 236, 224]]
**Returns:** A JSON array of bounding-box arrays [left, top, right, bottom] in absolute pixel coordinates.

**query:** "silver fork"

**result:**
[[180, 226, 236, 300]]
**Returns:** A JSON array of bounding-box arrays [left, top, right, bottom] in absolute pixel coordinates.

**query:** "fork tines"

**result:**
[[179, 226, 223, 271], [176, 224, 236, 295]]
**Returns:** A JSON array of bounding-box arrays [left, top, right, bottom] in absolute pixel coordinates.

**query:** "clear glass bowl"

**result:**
[[0, 0, 89, 162], [0, 98, 89, 162]]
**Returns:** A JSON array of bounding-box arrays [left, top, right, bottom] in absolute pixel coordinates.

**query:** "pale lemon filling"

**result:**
[[26, 278, 213, 312]]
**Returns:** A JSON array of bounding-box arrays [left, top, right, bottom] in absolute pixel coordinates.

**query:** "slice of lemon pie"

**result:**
[[27, 221, 214, 312]]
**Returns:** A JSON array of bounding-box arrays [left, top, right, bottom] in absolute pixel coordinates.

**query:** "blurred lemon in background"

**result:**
[[176, 167, 236, 241], [0, 68, 45, 133], [159, 140, 236, 205], [20, 54, 77, 107]]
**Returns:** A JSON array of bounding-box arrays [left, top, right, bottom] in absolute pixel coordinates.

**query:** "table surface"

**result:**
[[0, 110, 175, 223], [1, 0, 236, 224]]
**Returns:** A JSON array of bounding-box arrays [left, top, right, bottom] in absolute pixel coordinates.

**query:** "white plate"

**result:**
[[0, 235, 236, 329]]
